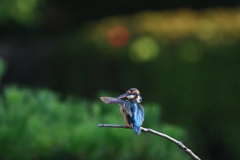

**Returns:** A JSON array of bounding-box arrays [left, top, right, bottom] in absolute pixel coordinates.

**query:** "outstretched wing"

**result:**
[[100, 97, 124, 104], [100, 97, 132, 117]]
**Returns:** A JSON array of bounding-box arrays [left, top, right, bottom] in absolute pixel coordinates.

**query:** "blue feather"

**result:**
[[132, 103, 144, 135], [119, 99, 144, 135]]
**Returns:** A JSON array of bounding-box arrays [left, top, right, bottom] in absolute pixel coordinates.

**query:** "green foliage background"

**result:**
[[0, 85, 189, 160], [0, 65, 190, 160], [1, 2, 240, 159]]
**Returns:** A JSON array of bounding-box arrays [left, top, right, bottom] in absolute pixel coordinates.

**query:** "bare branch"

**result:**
[[98, 124, 201, 160]]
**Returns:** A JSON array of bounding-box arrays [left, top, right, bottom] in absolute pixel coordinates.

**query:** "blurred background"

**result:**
[[0, 0, 240, 160]]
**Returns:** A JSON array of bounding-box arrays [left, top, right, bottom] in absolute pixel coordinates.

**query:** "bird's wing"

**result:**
[[100, 97, 123, 104], [100, 97, 132, 117], [138, 103, 145, 122]]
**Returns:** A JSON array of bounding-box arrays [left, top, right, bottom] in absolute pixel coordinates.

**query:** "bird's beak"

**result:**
[[117, 93, 129, 99]]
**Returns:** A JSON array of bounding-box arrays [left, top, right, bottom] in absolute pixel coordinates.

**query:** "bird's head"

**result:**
[[117, 88, 142, 103]]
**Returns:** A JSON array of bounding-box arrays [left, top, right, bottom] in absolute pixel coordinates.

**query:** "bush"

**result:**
[[0, 86, 190, 160]]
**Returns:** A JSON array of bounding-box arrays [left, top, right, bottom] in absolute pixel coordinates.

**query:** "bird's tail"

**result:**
[[133, 125, 141, 135]]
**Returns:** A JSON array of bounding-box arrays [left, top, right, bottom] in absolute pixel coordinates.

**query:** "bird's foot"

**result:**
[[125, 125, 132, 129]]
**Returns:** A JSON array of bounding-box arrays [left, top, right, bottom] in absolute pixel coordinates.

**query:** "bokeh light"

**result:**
[[129, 36, 160, 62], [178, 41, 203, 63], [107, 25, 130, 47]]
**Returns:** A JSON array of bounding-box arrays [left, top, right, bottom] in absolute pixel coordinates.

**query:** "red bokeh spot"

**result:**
[[107, 25, 130, 47]]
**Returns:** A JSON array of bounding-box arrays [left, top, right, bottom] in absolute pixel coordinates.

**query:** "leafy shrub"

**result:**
[[0, 86, 190, 160], [0, 58, 190, 159]]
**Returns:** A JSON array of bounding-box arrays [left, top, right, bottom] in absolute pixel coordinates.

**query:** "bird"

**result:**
[[100, 88, 144, 135]]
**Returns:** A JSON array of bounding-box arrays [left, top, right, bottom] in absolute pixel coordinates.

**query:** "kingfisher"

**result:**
[[100, 88, 144, 135]]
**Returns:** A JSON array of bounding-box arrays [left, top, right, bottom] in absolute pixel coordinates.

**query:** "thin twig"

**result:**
[[98, 124, 201, 160]]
